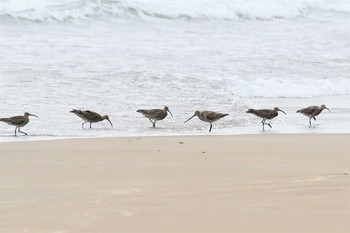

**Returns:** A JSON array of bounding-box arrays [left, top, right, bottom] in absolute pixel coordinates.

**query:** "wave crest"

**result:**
[[1, 0, 350, 22]]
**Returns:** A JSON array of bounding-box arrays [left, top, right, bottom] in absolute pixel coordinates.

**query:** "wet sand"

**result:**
[[0, 134, 349, 233]]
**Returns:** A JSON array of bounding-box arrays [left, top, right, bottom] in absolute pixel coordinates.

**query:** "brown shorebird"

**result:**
[[246, 107, 286, 130], [0, 112, 38, 136], [184, 111, 229, 132], [70, 109, 113, 129], [297, 104, 330, 127], [137, 106, 173, 128]]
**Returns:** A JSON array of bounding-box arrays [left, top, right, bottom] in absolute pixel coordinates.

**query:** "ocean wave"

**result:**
[[229, 76, 350, 98], [1, 0, 350, 22]]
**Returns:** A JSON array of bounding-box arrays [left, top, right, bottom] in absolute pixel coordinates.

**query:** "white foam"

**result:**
[[230, 76, 350, 98], [1, 0, 350, 22], [0, 1, 349, 142]]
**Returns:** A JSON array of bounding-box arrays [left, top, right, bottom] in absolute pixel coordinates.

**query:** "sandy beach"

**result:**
[[0, 134, 349, 233]]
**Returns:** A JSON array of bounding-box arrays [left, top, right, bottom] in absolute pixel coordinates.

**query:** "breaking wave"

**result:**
[[228, 76, 350, 98], [1, 0, 350, 22]]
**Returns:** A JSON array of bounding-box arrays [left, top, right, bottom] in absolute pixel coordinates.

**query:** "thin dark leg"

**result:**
[[14, 126, 18, 136], [209, 123, 212, 132], [149, 119, 155, 128], [309, 118, 312, 127], [89, 122, 92, 128], [261, 119, 271, 130], [18, 127, 28, 135], [82, 122, 86, 129]]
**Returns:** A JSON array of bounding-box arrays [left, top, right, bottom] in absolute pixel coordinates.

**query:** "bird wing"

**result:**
[[256, 109, 273, 115], [297, 106, 318, 115], [71, 109, 100, 121], [8, 116, 25, 125], [138, 109, 162, 118], [84, 110, 101, 121], [205, 111, 228, 121]]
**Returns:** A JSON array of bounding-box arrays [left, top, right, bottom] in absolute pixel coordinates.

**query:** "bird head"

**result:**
[[25, 112, 39, 118], [103, 115, 113, 127], [321, 105, 330, 112], [274, 107, 286, 115], [184, 111, 200, 123], [164, 106, 173, 117]]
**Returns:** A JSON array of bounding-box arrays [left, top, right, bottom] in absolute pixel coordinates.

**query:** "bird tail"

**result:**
[[70, 109, 80, 114], [0, 118, 8, 122], [246, 109, 256, 114]]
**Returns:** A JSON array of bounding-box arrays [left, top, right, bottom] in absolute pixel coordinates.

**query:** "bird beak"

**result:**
[[167, 109, 173, 117], [279, 109, 287, 115], [184, 114, 196, 123], [29, 113, 39, 118], [326, 107, 330, 112], [107, 119, 113, 128]]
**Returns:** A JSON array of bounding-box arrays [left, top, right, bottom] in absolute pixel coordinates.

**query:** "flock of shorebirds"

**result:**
[[0, 105, 330, 136]]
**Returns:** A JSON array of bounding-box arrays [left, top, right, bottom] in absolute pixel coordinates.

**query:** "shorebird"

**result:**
[[70, 109, 113, 129], [246, 107, 286, 130], [297, 104, 330, 127], [0, 112, 38, 136], [137, 106, 173, 128], [184, 110, 229, 132]]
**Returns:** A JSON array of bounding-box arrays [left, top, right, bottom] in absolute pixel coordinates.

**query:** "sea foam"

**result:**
[[1, 0, 350, 22]]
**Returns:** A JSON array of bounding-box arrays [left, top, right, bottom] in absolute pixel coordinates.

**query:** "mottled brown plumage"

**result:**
[[137, 106, 173, 128], [297, 104, 330, 126], [246, 107, 286, 130], [0, 112, 38, 136], [70, 109, 113, 129], [184, 110, 229, 132]]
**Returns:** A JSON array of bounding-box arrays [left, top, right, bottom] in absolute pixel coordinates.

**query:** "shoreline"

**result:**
[[1, 131, 350, 144], [1, 134, 349, 232]]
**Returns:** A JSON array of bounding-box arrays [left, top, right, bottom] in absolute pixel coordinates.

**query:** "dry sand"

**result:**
[[0, 134, 349, 233]]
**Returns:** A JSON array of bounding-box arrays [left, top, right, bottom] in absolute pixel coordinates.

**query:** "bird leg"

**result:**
[[18, 127, 28, 135], [82, 122, 86, 129], [89, 122, 92, 128], [308, 116, 317, 127], [261, 119, 272, 131], [209, 123, 212, 132], [148, 119, 155, 128], [14, 127, 18, 136]]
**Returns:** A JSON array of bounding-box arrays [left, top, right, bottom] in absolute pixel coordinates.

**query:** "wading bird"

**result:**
[[246, 107, 286, 130], [184, 110, 229, 132], [0, 112, 38, 136], [137, 106, 173, 128], [297, 104, 330, 127], [70, 109, 113, 129]]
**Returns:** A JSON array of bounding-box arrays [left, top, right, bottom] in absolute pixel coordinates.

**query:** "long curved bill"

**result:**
[[279, 109, 287, 115], [325, 107, 330, 112], [107, 119, 113, 128], [184, 114, 196, 123], [29, 113, 39, 118], [167, 110, 173, 117]]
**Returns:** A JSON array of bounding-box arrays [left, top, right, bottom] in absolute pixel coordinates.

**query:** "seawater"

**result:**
[[1, 0, 350, 142]]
